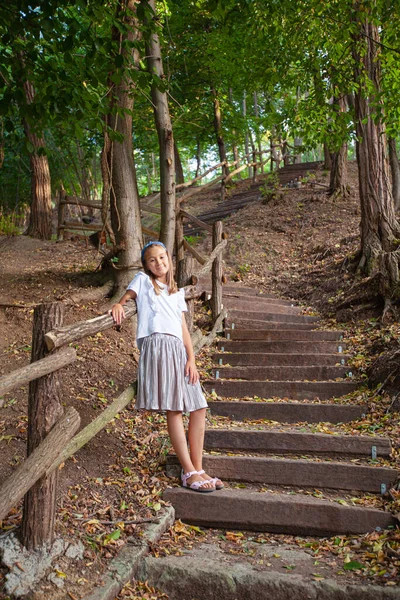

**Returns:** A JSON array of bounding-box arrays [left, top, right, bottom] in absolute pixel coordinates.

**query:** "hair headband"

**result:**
[[141, 240, 167, 263]]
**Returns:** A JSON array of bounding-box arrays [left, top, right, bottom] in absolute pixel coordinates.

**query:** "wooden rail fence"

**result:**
[[56, 142, 297, 241], [0, 236, 226, 549]]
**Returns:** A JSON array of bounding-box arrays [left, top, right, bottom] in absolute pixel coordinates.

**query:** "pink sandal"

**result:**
[[197, 469, 224, 490], [181, 470, 216, 493]]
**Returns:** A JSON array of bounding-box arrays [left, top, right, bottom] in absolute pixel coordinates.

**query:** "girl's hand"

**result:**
[[110, 303, 125, 325], [185, 358, 199, 385]]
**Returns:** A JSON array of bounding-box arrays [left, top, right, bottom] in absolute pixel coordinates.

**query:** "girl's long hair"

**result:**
[[142, 248, 178, 295]]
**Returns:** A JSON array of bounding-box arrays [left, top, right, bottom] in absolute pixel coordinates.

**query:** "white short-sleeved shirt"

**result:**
[[127, 271, 187, 342]]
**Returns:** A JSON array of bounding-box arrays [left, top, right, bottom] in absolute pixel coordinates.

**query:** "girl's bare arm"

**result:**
[[182, 315, 199, 384], [111, 290, 136, 325]]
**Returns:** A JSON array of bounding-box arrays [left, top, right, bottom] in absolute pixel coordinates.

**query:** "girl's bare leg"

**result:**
[[187, 408, 206, 471], [188, 408, 223, 487], [167, 410, 214, 488]]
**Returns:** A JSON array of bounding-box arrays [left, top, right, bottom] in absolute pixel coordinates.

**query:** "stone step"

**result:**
[[212, 365, 351, 381], [205, 380, 357, 401], [221, 292, 295, 306], [203, 429, 392, 457], [163, 488, 395, 536], [229, 309, 319, 324], [223, 298, 301, 315], [213, 352, 351, 367], [209, 401, 365, 423], [226, 329, 343, 341], [218, 340, 346, 353], [225, 317, 317, 330], [205, 286, 294, 304], [166, 455, 397, 493], [137, 554, 400, 600]]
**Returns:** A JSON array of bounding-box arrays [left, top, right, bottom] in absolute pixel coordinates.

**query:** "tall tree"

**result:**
[[351, 2, 400, 305], [388, 138, 400, 211], [211, 85, 229, 177], [144, 0, 176, 253], [103, 0, 143, 296], [23, 80, 52, 239]]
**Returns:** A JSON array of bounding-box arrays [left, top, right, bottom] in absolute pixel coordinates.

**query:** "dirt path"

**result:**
[[1, 162, 399, 599]]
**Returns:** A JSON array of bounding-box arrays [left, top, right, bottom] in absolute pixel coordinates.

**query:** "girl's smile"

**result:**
[[144, 245, 170, 283]]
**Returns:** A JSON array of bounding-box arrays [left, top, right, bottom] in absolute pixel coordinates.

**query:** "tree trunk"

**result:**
[[283, 141, 290, 167], [328, 97, 349, 197], [211, 86, 229, 178], [76, 141, 93, 216], [22, 303, 65, 549], [23, 81, 52, 240], [294, 137, 302, 163], [351, 9, 400, 300], [174, 140, 184, 185], [329, 144, 349, 197], [195, 140, 201, 178], [323, 142, 332, 170], [243, 91, 252, 178], [102, 0, 143, 298], [145, 0, 176, 254], [250, 129, 257, 181], [253, 92, 263, 173], [388, 138, 400, 211]]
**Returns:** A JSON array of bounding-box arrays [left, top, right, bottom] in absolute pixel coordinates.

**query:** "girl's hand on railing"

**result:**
[[110, 303, 125, 325]]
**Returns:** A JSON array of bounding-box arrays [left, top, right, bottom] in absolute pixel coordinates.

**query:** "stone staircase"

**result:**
[[164, 285, 398, 536]]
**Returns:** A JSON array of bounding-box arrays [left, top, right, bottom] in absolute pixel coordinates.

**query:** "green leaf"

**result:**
[[114, 54, 124, 68], [105, 529, 121, 543], [343, 561, 365, 571]]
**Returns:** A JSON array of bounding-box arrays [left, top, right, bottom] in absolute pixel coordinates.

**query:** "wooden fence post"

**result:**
[[175, 207, 186, 287], [57, 188, 66, 240], [22, 302, 65, 550], [180, 255, 194, 332], [211, 221, 223, 325]]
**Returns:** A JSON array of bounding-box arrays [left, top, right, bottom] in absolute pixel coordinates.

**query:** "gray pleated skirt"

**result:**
[[136, 333, 208, 413]]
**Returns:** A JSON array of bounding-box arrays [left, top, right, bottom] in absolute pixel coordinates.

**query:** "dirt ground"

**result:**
[[1, 162, 400, 599]]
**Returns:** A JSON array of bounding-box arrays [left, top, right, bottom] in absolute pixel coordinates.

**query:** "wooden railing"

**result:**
[[56, 142, 296, 241], [0, 253, 227, 548], [0, 302, 138, 549]]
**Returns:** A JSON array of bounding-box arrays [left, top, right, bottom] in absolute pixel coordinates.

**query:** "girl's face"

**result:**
[[144, 245, 170, 283]]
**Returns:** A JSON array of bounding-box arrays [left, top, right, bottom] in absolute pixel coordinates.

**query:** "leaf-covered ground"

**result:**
[[1, 161, 400, 599]]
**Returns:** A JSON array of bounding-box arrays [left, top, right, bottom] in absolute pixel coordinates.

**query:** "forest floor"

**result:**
[[1, 162, 400, 599]]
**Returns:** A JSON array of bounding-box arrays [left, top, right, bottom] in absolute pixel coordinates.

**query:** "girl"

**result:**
[[111, 241, 223, 493]]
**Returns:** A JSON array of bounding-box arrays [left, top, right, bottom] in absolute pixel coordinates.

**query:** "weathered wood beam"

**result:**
[[142, 225, 160, 238], [178, 175, 224, 205], [62, 221, 103, 232], [180, 210, 213, 233], [193, 310, 227, 354], [183, 239, 206, 265], [62, 197, 102, 210], [192, 239, 227, 278], [47, 383, 136, 475], [44, 303, 137, 351], [0, 302, 37, 309], [140, 202, 162, 215], [212, 221, 223, 324], [224, 161, 258, 184], [184, 284, 205, 300], [0, 407, 80, 522], [176, 161, 227, 190], [0, 347, 77, 399]]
